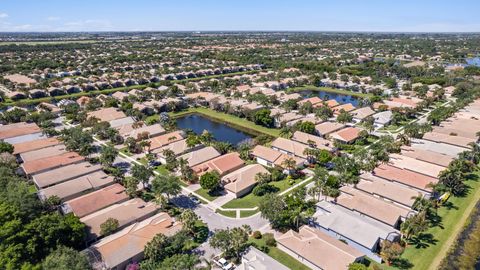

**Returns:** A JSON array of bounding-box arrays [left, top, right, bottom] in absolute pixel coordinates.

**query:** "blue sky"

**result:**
[[0, 0, 479, 32]]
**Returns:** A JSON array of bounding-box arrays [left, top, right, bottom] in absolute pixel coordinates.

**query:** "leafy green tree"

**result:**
[[157, 254, 200, 270], [42, 246, 92, 270], [209, 226, 250, 261], [131, 164, 153, 188], [100, 218, 120, 236], [100, 145, 118, 167], [336, 109, 353, 123], [151, 173, 181, 199], [253, 109, 273, 127], [178, 209, 199, 236], [295, 121, 316, 134], [60, 127, 94, 157], [162, 149, 178, 171], [199, 171, 221, 193], [124, 177, 140, 197], [0, 141, 14, 154]]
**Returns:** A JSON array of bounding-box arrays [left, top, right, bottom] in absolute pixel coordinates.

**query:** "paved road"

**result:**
[[171, 194, 270, 231]]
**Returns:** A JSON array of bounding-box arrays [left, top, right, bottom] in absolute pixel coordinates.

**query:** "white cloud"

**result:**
[[46, 16, 60, 21], [57, 19, 113, 31], [0, 12, 8, 19]]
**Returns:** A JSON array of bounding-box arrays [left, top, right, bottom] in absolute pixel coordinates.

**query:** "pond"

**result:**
[[299, 90, 360, 106], [175, 113, 254, 145], [466, 57, 480, 67]]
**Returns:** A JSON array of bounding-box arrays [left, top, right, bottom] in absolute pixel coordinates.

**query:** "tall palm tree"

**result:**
[[281, 157, 297, 174]]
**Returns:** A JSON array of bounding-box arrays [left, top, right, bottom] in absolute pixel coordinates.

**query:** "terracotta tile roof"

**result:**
[[332, 103, 356, 114], [337, 186, 410, 226], [81, 198, 157, 240], [86, 213, 182, 270], [291, 131, 332, 150], [87, 107, 127, 122], [271, 137, 311, 158], [358, 173, 423, 207], [373, 164, 438, 192], [298, 96, 323, 106], [148, 130, 185, 150], [277, 226, 364, 270], [22, 151, 84, 175], [251, 145, 282, 162], [178, 146, 221, 167], [19, 144, 68, 162], [192, 152, 245, 176], [422, 131, 473, 149], [315, 122, 345, 136], [0, 122, 41, 139], [400, 146, 453, 167], [64, 183, 129, 218], [13, 137, 61, 154], [40, 171, 115, 201], [223, 164, 269, 194], [33, 161, 102, 188], [330, 127, 362, 143], [388, 153, 446, 177]]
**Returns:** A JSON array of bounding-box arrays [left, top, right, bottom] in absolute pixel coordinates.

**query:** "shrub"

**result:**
[[252, 231, 262, 239], [263, 233, 276, 246]]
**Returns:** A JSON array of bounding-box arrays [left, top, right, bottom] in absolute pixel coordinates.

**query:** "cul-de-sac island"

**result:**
[[1, 1, 480, 270]]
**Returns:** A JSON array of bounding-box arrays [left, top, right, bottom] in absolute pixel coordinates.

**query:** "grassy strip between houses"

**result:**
[[248, 237, 311, 270], [370, 170, 480, 270], [240, 210, 259, 218], [288, 85, 374, 98], [215, 209, 237, 218], [194, 187, 221, 202], [1, 70, 261, 107], [169, 107, 281, 137]]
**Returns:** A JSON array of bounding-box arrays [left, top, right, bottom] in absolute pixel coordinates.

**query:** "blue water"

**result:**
[[299, 90, 359, 106], [176, 114, 253, 145], [466, 57, 480, 67]]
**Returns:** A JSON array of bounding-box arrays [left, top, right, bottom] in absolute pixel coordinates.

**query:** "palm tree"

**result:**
[[397, 133, 410, 146], [400, 211, 429, 241], [281, 157, 297, 174]]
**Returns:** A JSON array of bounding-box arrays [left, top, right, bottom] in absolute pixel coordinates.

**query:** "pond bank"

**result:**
[[170, 107, 280, 137]]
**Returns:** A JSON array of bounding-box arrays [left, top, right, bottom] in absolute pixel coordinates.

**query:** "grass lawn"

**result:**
[[222, 192, 263, 209], [169, 107, 281, 137], [216, 209, 236, 218], [195, 187, 221, 202], [248, 237, 311, 270], [119, 147, 133, 157], [222, 178, 303, 209], [288, 85, 373, 98], [371, 170, 480, 270], [240, 210, 259, 218]]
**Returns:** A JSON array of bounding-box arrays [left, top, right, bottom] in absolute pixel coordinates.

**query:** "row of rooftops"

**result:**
[[0, 121, 182, 270], [300, 98, 480, 265]]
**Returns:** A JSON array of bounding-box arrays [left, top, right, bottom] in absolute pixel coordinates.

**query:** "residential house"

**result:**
[[222, 164, 270, 198], [178, 146, 221, 167], [84, 212, 182, 270], [277, 225, 365, 270], [192, 152, 245, 177]]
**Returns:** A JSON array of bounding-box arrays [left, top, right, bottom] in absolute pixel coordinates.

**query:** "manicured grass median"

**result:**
[[288, 85, 373, 98], [375, 170, 480, 270], [249, 237, 311, 270], [240, 210, 259, 218], [169, 107, 281, 137], [215, 209, 237, 218]]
